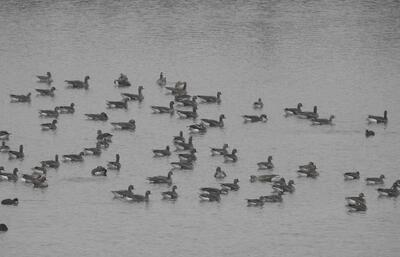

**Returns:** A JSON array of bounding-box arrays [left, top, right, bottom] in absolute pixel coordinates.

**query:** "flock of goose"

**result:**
[[0, 71, 397, 232]]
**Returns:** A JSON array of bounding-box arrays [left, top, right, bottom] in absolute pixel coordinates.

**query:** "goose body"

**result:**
[[366, 175, 385, 185], [41, 155, 60, 169], [62, 152, 84, 162], [253, 98, 263, 109], [170, 160, 194, 170], [56, 103, 75, 114], [41, 119, 57, 130], [106, 98, 128, 109], [347, 202, 367, 212], [377, 181, 400, 197], [223, 149, 238, 162], [91, 166, 107, 176], [284, 103, 302, 115], [0, 131, 11, 140], [111, 119, 136, 130], [242, 114, 267, 123], [121, 86, 144, 101], [112, 185, 134, 198], [65, 76, 90, 89], [8, 145, 24, 159], [178, 149, 197, 162], [39, 109, 59, 118], [365, 129, 375, 137], [214, 167, 227, 179], [177, 106, 198, 119], [297, 106, 318, 119], [85, 112, 108, 121], [151, 101, 174, 113], [152, 146, 171, 157], [246, 197, 264, 206], [200, 187, 228, 195], [35, 87, 55, 96], [1, 198, 18, 206], [312, 115, 335, 125], [96, 130, 113, 142], [166, 82, 187, 95], [297, 169, 319, 178], [156, 72, 167, 86], [199, 192, 221, 202], [147, 171, 173, 184], [114, 75, 131, 87], [0, 168, 18, 182], [249, 174, 280, 183], [0, 141, 10, 152], [129, 191, 151, 202], [344, 171, 360, 180], [260, 192, 283, 202], [107, 154, 121, 170], [272, 180, 295, 193], [257, 156, 274, 170], [10, 93, 31, 102], [176, 96, 197, 107], [220, 179, 240, 191], [197, 92, 221, 104], [367, 110, 387, 124], [84, 143, 102, 156], [201, 114, 225, 128], [175, 136, 193, 151], [188, 123, 207, 134], [36, 72, 53, 83], [210, 144, 229, 156], [345, 193, 365, 206], [162, 185, 178, 200]]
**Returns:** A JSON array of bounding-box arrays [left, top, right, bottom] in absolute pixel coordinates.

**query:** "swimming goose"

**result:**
[[21, 172, 41, 183], [246, 197, 264, 206], [39, 108, 59, 118], [106, 98, 128, 109], [35, 87, 56, 96], [112, 185, 134, 198], [166, 82, 187, 95], [91, 166, 107, 176], [366, 175, 385, 185], [197, 92, 222, 104], [107, 154, 121, 170], [56, 103, 75, 114], [62, 152, 84, 162], [0, 224, 8, 232], [151, 101, 174, 114], [199, 192, 221, 202], [156, 72, 166, 86], [365, 129, 375, 137], [177, 106, 198, 119], [173, 131, 185, 144], [32, 175, 48, 188], [345, 193, 365, 206], [175, 94, 191, 102], [311, 115, 335, 125], [170, 160, 194, 170], [257, 156, 274, 170], [0, 168, 18, 181], [65, 76, 90, 89], [8, 145, 24, 159], [188, 122, 207, 134], [299, 162, 317, 172], [84, 143, 102, 156], [223, 149, 238, 162], [147, 171, 173, 184], [41, 119, 57, 130], [210, 144, 229, 156], [10, 93, 31, 103], [253, 98, 264, 109], [41, 155, 60, 169], [220, 179, 240, 191], [200, 187, 229, 195], [347, 202, 367, 212], [129, 191, 151, 202], [178, 149, 197, 162], [97, 130, 113, 142], [272, 180, 295, 193], [153, 146, 171, 157], [214, 167, 227, 179], [249, 174, 280, 183], [37, 72, 53, 83], [297, 106, 318, 119], [1, 198, 18, 206], [85, 112, 108, 121], [260, 192, 283, 202], [114, 74, 131, 87], [344, 171, 360, 180], [284, 103, 303, 115], [121, 86, 144, 101], [0, 131, 11, 140], [0, 141, 10, 152], [201, 114, 225, 128], [367, 110, 388, 124], [31, 165, 47, 176], [111, 119, 136, 130], [175, 136, 193, 151], [242, 114, 267, 123], [297, 169, 319, 178], [377, 181, 400, 197], [176, 96, 197, 107], [161, 185, 178, 200]]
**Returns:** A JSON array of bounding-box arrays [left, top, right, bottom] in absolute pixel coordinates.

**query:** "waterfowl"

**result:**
[[253, 98, 263, 109], [178, 149, 197, 162], [257, 156, 274, 170], [85, 112, 108, 121], [56, 103, 75, 114], [129, 191, 151, 202], [272, 180, 295, 193], [106, 98, 128, 109], [173, 131, 185, 144], [121, 86, 144, 101], [201, 114, 225, 128], [214, 167, 227, 179], [365, 129, 375, 137], [111, 119, 136, 130], [147, 171, 173, 184], [41, 119, 57, 130], [347, 202, 367, 212], [166, 82, 187, 96], [35, 87, 56, 96], [156, 72, 167, 86], [199, 192, 221, 202], [151, 101, 174, 114], [311, 115, 335, 125], [249, 174, 280, 183], [0, 131, 11, 140], [33, 176, 48, 188], [177, 106, 198, 119], [210, 144, 229, 156], [170, 160, 194, 170], [242, 114, 267, 123], [114, 74, 131, 87], [246, 197, 264, 206], [188, 123, 207, 134], [112, 185, 134, 198], [345, 193, 365, 206], [260, 192, 283, 202], [84, 143, 102, 156], [366, 175, 385, 185], [297, 169, 319, 178], [37, 72, 53, 83], [10, 92, 31, 103], [41, 155, 60, 169], [0, 141, 10, 152], [107, 154, 121, 170], [31, 165, 47, 176], [161, 185, 178, 200], [39, 108, 59, 118], [97, 130, 113, 142], [284, 103, 302, 115], [297, 106, 318, 119], [367, 110, 387, 124], [197, 92, 222, 104], [8, 145, 24, 159], [223, 149, 238, 162], [200, 187, 228, 195], [152, 146, 171, 157], [0, 168, 18, 181], [21, 172, 42, 184], [65, 76, 90, 89], [175, 94, 191, 102], [220, 179, 240, 191], [1, 198, 18, 206], [62, 152, 84, 162], [176, 96, 197, 107], [377, 181, 400, 197], [344, 171, 360, 180], [299, 162, 317, 172], [0, 224, 8, 232], [91, 166, 107, 176], [175, 136, 193, 151]]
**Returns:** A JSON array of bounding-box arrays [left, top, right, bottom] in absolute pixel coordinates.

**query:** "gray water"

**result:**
[[1, 0, 400, 256]]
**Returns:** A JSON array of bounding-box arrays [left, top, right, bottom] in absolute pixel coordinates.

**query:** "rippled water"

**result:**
[[1, 0, 400, 256]]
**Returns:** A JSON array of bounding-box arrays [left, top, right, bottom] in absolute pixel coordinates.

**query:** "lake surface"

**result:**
[[1, 0, 400, 256]]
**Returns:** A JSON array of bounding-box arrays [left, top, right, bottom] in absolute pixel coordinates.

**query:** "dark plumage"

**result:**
[[35, 87, 56, 96], [62, 152, 84, 162], [197, 92, 222, 104], [242, 114, 267, 123], [8, 145, 24, 159], [297, 106, 318, 119], [91, 166, 107, 176], [152, 146, 171, 157], [344, 171, 360, 180], [56, 103, 75, 114], [147, 171, 173, 184], [107, 154, 121, 170], [106, 98, 129, 109], [65, 76, 90, 89], [161, 185, 178, 200], [10, 93, 31, 102], [111, 119, 136, 130], [36, 72, 53, 83], [41, 155, 60, 169], [176, 106, 198, 119], [210, 144, 229, 156], [220, 179, 240, 191], [41, 119, 57, 130], [367, 110, 388, 124], [223, 149, 238, 162], [284, 103, 302, 115], [121, 86, 144, 101], [39, 108, 59, 118], [1, 198, 18, 206], [201, 114, 225, 128], [151, 101, 174, 113], [85, 112, 108, 121]]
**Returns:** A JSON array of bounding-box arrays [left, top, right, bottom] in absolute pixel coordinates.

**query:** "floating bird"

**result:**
[[176, 106, 198, 119], [36, 72, 53, 84], [345, 193, 365, 206], [35, 87, 55, 96], [214, 167, 227, 179], [84, 143, 102, 156], [188, 123, 207, 134], [284, 103, 302, 115], [220, 179, 240, 191], [366, 175, 385, 185], [97, 130, 113, 142], [62, 152, 84, 162], [121, 86, 144, 101], [111, 119, 136, 130], [365, 129, 375, 137], [147, 171, 173, 184], [242, 114, 268, 123], [166, 82, 187, 95], [91, 166, 107, 176], [65, 76, 90, 89], [377, 181, 400, 197], [224, 149, 238, 162], [8, 145, 24, 159], [249, 174, 280, 183], [85, 112, 108, 121], [176, 96, 197, 107], [272, 180, 295, 193], [41, 119, 57, 130], [200, 187, 228, 195], [0, 131, 11, 140], [0, 224, 8, 232], [56, 103, 75, 114], [199, 192, 221, 202], [173, 131, 185, 144], [0, 168, 18, 182], [197, 92, 222, 104], [161, 185, 178, 200], [253, 98, 264, 109], [106, 98, 128, 109], [114, 74, 131, 87], [152, 146, 171, 157], [210, 144, 229, 156], [107, 154, 121, 170], [175, 136, 193, 151], [246, 197, 264, 206], [129, 191, 151, 202], [299, 162, 317, 172], [297, 106, 318, 119], [201, 114, 225, 128], [311, 115, 335, 125], [0, 141, 10, 152], [260, 192, 283, 202], [178, 149, 197, 162], [1, 198, 18, 206], [297, 169, 319, 178], [151, 101, 174, 114], [170, 160, 194, 170], [367, 110, 388, 124], [344, 171, 360, 180], [41, 154, 60, 169], [156, 72, 167, 86], [112, 185, 134, 198], [39, 108, 59, 118], [257, 156, 274, 170], [10, 92, 31, 103], [347, 202, 367, 212]]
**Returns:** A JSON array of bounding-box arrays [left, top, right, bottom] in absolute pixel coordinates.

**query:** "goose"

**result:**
[[85, 112, 108, 121], [249, 174, 280, 183], [170, 160, 194, 170], [106, 98, 128, 109], [96, 130, 113, 142], [311, 115, 335, 125], [1, 198, 18, 206], [242, 114, 267, 123], [21, 173, 41, 183], [367, 110, 387, 124], [56, 103, 75, 114], [107, 154, 121, 170], [151, 101, 174, 114], [147, 171, 173, 184], [297, 169, 319, 178], [210, 144, 229, 156], [112, 185, 134, 198], [220, 179, 240, 191], [111, 119, 136, 130], [39, 108, 59, 118], [199, 192, 221, 202], [8, 145, 24, 159], [365, 129, 375, 137], [253, 98, 264, 109], [344, 171, 360, 180], [366, 175, 385, 185], [272, 180, 295, 193], [10, 93, 31, 103], [161, 185, 178, 200], [297, 106, 318, 119], [152, 146, 171, 157], [0, 224, 8, 232], [165, 82, 187, 95], [173, 131, 185, 144], [41, 119, 57, 130], [200, 187, 228, 195], [176, 96, 197, 107], [246, 197, 264, 206], [347, 202, 367, 212], [377, 181, 400, 197], [0, 168, 18, 181], [35, 87, 56, 96], [299, 162, 317, 171], [91, 166, 107, 176], [176, 106, 198, 119], [121, 86, 144, 101], [175, 94, 191, 102], [156, 72, 166, 86], [31, 165, 47, 176], [284, 103, 302, 115], [257, 156, 274, 170], [41, 155, 60, 169], [178, 149, 197, 162], [223, 149, 238, 162], [114, 74, 131, 87], [65, 76, 90, 89], [36, 72, 53, 83], [197, 92, 222, 104], [175, 136, 193, 151], [214, 167, 227, 179], [129, 191, 151, 202], [0, 141, 10, 152], [33, 176, 48, 188], [84, 143, 102, 156], [188, 123, 207, 134], [62, 152, 84, 162], [201, 114, 225, 128], [345, 193, 365, 206], [260, 192, 283, 202], [0, 131, 11, 140]]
